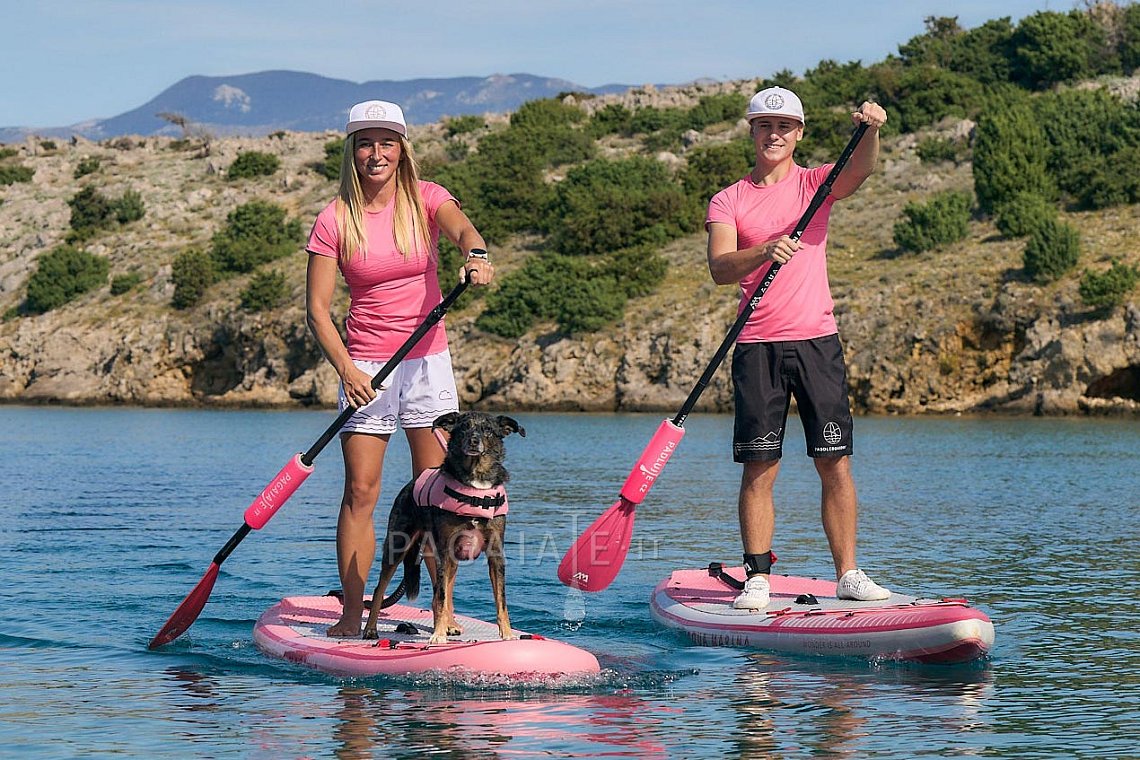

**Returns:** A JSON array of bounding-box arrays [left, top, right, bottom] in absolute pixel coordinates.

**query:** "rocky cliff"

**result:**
[[2, 90, 1138, 416]]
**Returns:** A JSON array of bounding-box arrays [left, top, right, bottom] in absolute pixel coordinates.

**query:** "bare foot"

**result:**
[[326, 610, 363, 638]]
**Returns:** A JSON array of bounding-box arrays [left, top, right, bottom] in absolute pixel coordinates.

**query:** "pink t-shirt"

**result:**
[[307, 181, 456, 360], [706, 163, 838, 342]]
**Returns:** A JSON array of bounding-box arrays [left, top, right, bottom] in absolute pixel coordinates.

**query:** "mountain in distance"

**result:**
[[0, 70, 641, 143]]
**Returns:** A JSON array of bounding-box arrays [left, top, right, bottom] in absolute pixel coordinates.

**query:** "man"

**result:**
[[705, 86, 890, 609]]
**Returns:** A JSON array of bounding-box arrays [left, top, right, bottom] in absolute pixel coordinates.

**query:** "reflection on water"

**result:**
[[0, 408, 1138, 756]]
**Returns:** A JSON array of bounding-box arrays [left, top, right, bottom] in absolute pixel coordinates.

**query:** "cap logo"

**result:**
[[364, 104, 387, 120], [764, 93, 785, 110]]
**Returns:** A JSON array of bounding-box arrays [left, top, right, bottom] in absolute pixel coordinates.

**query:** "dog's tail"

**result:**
[[403, 539, 422, 602]]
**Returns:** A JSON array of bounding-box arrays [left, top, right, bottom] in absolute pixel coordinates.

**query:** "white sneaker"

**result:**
[[733, 574, 771, 609], [836, 569, 891, 601]]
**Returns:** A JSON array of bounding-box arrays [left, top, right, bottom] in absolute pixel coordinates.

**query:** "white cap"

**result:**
[[345, 100, 407, 137], [746, 87, 805, 124]]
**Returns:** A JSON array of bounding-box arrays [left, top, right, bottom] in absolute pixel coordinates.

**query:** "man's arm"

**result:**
[[707, 223, 801, 285], [830, 101, 887, 200]]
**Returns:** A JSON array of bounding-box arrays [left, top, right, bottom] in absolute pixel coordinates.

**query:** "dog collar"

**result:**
[[413, 468, 509, 517]]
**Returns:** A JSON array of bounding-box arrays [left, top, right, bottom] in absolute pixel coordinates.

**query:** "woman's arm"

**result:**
[[305, 253, 376, 406]]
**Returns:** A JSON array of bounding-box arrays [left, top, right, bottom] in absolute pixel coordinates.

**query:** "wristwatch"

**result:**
[[466, 248, 488, 260]]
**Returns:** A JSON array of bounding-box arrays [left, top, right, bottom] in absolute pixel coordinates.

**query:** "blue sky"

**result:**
[[3, 0, 1072, 128]]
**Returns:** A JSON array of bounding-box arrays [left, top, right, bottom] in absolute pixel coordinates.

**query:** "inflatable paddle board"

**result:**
[[651, 565, 994, 664], [253, 596, 601, 678]]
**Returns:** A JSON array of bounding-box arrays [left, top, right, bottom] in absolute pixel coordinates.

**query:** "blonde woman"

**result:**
[[306, 100, 494, 637]]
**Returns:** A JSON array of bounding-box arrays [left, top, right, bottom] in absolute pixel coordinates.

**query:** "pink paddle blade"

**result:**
[[148, 562, 220, 650], [557, 498, 637, 592]]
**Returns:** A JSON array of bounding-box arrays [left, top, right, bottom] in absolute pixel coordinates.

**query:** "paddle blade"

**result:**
[[557, 499, 637, 592], [148, 562, 220, 650]]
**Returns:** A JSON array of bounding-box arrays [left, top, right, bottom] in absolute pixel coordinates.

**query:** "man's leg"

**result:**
[[815, 455, 857, 579]]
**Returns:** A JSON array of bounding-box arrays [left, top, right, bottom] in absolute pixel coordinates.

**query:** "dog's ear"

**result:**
[[496, 415, 526, 438], [433, 412, 461, 433]]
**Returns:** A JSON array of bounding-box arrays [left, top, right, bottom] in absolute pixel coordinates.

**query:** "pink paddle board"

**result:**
[[651, 566, 994, 664], [253, 596, 600, 678]]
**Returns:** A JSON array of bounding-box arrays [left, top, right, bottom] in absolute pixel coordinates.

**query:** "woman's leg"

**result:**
[[327, 431, 390, 637]]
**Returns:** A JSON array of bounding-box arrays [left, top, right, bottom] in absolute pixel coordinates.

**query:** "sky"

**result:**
[[2, 0, 1075, 128]]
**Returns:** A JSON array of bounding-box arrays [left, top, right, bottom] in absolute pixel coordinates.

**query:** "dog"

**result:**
[[362, 411, 526, 644]]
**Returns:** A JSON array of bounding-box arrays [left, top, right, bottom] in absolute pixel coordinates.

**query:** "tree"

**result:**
[[973, 101, 1055, 214]]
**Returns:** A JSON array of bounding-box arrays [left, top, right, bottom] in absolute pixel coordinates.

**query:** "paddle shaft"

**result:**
[[672, 122, 869, 428]]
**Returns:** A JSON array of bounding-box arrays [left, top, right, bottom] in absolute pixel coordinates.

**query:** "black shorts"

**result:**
[[731, 334, 854, 462]]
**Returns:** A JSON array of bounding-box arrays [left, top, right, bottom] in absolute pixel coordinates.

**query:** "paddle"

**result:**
[[557, 123, 870, 593], [148, 276, 471, 649]]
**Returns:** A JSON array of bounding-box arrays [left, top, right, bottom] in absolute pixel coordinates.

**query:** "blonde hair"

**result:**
[[334, 133, 432, 261]]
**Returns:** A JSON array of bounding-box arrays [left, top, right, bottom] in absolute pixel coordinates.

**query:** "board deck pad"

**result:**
[[651, 567, 994, 664], [253, 596, 601, 678]]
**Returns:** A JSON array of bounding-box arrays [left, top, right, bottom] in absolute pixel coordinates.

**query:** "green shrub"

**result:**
[[112, 188, 146, 224], [887, 66, 986, 133], [1123, 2, 1140, 74], [73, 156, 102, 178], [67, 186, 113, 234], [1079, 261, 1139, 309], [556, 276, 628, 334], [240, 269, 288, 311], [443, 139, 469, 162], [916, 136, 960, 164], [603, 245, 667, 298], [475, 254, 628, 337], [1023, 219, 1080, 282], [1010, 10, 1104, 89], [227, 151, 280, 179], [24, 245, 109, 314], [316, 139, 343, 180], [0, 164, 34, 185], [110, 272, 143, 295], [171, 248, 217, 308], [39, 140, 57, 151], [444, 115, 485, 137], [973, 101, 1055, 213], [544, 156, 700, 257], [0, 147, 17, 160], [892, 191, 972, 253], [588, 103, 633, 137], [680, 141, 753, 206], [993, 192, 1056, 237], [210, 200, 303, 274]]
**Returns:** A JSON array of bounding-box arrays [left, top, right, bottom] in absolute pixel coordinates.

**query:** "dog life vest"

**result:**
[[412, 468, 509, 518]]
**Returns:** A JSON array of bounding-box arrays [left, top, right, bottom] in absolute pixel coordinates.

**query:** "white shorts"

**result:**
[[338, 350, 460, 435]]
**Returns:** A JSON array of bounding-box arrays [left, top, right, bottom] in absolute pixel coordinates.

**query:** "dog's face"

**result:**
[[432, 412, 526, 487]]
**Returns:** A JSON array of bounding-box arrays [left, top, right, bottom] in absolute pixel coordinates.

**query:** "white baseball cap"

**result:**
[[746, 87, 805, 124], [345, 100, 408, 137]]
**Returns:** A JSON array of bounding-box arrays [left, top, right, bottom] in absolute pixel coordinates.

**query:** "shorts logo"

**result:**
[[764, 93, 785, 110], [822, 421, 842, 445], [735, 428, 783, 454]]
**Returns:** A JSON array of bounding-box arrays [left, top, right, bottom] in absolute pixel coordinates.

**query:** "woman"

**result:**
[[306, 100, 495, 637]]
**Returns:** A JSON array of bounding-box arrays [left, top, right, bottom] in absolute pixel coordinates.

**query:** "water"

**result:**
[[1, 406, 1138, 758]]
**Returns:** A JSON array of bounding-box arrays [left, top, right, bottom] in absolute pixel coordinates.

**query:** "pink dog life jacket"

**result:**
[[412, 468, 509, 518]]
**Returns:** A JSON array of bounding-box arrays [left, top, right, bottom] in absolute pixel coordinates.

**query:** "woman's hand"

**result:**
[[341, 364, 379, 408], [461, 251, 495, 286]]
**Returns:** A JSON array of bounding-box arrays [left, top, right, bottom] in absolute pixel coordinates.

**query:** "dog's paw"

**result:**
[[429, 632, 449, 645], [361, 627, 378, 640], [447, 624, 462, 636], [499, 631, 517, 641]]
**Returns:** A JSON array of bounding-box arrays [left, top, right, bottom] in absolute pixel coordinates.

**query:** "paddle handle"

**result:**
[[243, 453, 315, 529], [619, 419, 685, 505]]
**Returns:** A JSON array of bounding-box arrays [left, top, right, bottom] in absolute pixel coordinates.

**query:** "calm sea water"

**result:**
[[1, 406, 1137, 758]]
